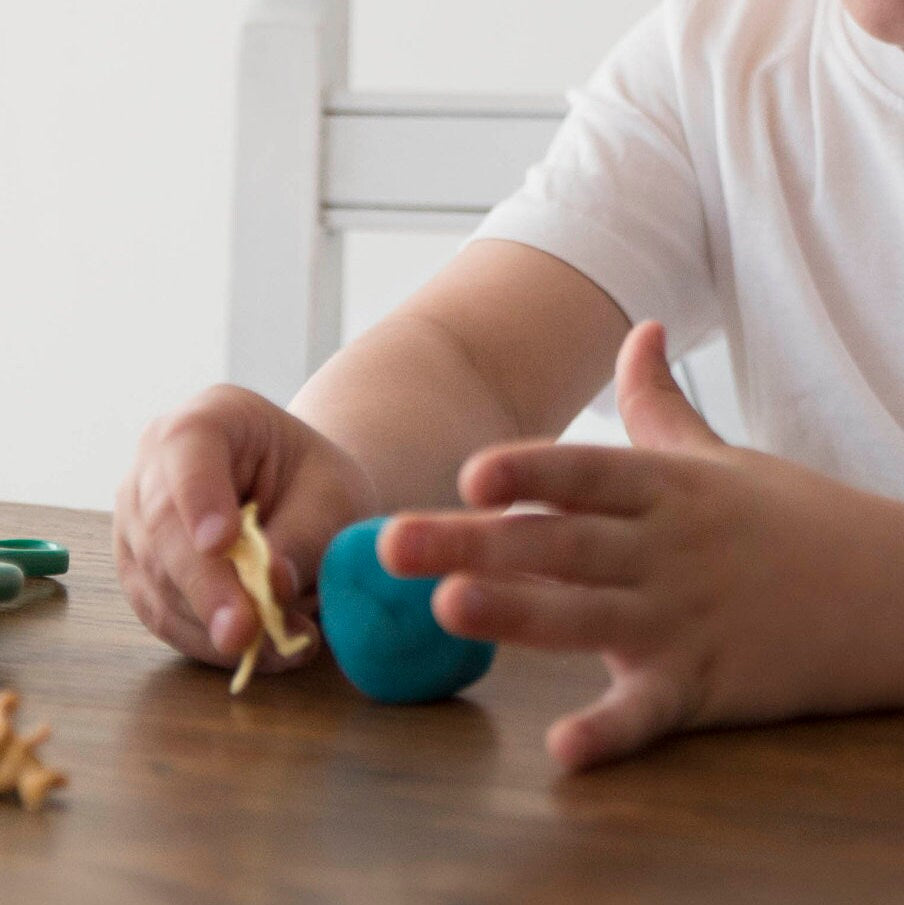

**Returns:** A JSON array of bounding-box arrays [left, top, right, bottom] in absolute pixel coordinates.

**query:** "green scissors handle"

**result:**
[[0, 562, 24, 603], [0, 539, 69, 578], [0, 539, 69, 604]]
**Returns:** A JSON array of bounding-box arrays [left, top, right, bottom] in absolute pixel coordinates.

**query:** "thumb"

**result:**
[[615, 320, 723, 455], [264, 443, 380, 605], [545, 674, 684, 770]]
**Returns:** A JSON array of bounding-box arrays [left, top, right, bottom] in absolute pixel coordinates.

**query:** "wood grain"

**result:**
[[1, 501, 903, 903]]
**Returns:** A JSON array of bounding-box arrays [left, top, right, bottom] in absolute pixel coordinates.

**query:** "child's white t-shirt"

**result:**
[[471, 0, 904, 498]]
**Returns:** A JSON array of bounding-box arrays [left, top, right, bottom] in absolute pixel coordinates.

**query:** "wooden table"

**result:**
[[1, 501, 903, 903]]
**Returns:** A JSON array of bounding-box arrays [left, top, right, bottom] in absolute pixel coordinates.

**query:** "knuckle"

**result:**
[[142, 596, 181, 646], [146, 608, 173, 645], [138, 385, 254, 457], [125, 527, 168, 589], [157, 386, 242, 444], [187, 384, 263, 432], [137, 413, 173, 453], [135, 464, 176, 536], [157, 409, 206, 446], [128, 585, 152, 626], [155, 384, 265, 457], [197, 382, 253, 409], [126, 581, 170, 641], [113, 477, 135, 520], [140, 486, 173, 540], [133, 544, 164, 588]]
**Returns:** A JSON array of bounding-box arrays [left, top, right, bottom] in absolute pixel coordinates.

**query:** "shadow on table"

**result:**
[[0, 578, 68, 615], [124, 645, 499, 775]]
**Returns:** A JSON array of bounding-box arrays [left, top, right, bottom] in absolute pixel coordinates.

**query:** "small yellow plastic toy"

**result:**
[[226, 502, 312, 694], [0, 690, 67, 811]]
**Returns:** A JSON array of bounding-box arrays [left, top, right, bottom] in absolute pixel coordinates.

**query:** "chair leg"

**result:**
[[229, 0, 349, 404]]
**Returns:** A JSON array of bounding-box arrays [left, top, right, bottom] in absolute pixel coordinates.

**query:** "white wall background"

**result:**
[[0, 0, 739, 512]]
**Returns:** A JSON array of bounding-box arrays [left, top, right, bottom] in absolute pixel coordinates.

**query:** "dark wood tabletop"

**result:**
[[1, 500, 903, 904]]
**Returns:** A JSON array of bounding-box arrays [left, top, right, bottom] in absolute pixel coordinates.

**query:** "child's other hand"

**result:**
[[114, 385, 378, 670], [380, 322, 904, 771]]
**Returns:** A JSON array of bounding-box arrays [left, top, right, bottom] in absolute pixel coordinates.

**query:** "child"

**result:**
[[114, 0, 904, 771]]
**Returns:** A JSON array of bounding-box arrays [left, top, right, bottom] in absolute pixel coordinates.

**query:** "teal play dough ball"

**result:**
[[319, 517, 496, 704]]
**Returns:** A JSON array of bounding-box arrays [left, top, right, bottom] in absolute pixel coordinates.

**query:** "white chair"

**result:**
[[227, 0, 744, 442]]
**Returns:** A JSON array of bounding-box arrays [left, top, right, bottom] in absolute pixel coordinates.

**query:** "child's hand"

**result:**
[[114, 385, 378, 670], [379, 322, 904, 770]]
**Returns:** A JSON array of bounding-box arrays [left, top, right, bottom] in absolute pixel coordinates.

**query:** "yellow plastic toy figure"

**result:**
[[0, 690, 67, 811]]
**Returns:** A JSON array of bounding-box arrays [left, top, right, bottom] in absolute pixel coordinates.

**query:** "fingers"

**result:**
[[615, 320, 723, 455], [114, 521, 240, 668], [144, 507, 257, 655], [116, 488, 320, 672], [432, 574, 648, 651], [116, 390, 278, 660], [114, 384, 375, 673], [159, 422, 241, 555], [153, 386, 259, 555], [119, 388, 275, 642], [380, 510, 641, 587], [458, 441, 666, 515], [546, 675, 686, 771], [117, 460, 259, 656], [152, 384, 309, 556]]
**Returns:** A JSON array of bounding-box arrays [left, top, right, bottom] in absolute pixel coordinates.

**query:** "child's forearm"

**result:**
[[290, 310, 521, 511], [290, 240, 630, 512]]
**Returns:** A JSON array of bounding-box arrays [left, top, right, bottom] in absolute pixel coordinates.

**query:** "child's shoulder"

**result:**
[[664, 0, 816, 22], [660, 0, 820, 61], [598, 0, 821, 103]]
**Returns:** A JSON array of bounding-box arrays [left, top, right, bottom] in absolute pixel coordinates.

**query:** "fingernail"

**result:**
[[396, 522, 430, 573], [209, 606, 237, 653], [460, 584, 486, 620], [380, 519, 425, 573], [195, 513, 228, 552], [458, 455, 481, 489]]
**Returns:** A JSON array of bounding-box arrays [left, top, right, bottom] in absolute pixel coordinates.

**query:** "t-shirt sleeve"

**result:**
[[469, 3, 720, 361]]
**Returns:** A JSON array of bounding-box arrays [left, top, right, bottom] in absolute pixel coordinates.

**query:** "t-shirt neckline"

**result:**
[[831, 0, 904, 106]]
